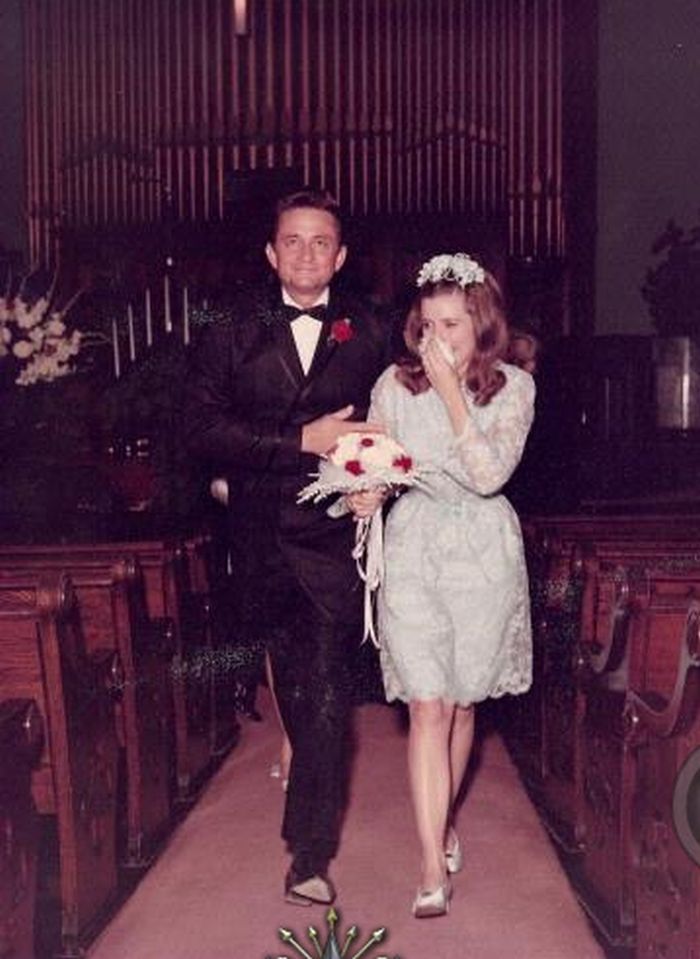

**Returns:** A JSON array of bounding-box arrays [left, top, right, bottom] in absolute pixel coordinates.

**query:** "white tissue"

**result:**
[[435, 337, 457, 368], [418, 334, 457, 368]]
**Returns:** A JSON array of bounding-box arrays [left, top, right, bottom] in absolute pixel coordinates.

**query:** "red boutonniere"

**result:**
[[328, 317, 354, 344]]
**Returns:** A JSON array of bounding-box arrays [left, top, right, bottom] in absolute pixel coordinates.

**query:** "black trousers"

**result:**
[[270, 612, 355, 868], [236, 534, 360, 874]]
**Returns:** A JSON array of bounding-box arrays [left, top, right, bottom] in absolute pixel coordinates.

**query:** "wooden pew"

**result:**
[[0, 699, 43, 959], [183, 535, 240, 759], [515, 516, 700, 951], [625, 596, 700, 959], [0, 536, 237, 801], [0, 550, 174, 867], [511, 527, 588, 851], [573, 559, 637, 946], [117, 537, 239, 792], [571, 559, 699, 947], [111, 540, 215, 798], [516, 522, 700, 851], [0, 572, 120, 957], [525, 513, 700, 547]]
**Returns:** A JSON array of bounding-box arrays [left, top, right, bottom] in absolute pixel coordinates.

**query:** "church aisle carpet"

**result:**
[[88, 689, 603, 959]]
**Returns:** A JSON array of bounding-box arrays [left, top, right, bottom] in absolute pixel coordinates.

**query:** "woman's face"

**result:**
[[419, 287, 476, 374]]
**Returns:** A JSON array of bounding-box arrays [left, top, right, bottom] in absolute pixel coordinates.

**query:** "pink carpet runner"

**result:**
[[89, 690, 603, 959]]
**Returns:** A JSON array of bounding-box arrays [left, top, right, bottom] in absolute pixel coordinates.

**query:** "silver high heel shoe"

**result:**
[[412, 882, 451, 918], [445, 832, 463, 874]]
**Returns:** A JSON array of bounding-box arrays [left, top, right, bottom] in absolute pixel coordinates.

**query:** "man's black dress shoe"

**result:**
[[284, 869, 336, 906]]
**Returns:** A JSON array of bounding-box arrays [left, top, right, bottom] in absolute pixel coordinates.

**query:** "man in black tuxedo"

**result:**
[[184, 190, 389, 905]]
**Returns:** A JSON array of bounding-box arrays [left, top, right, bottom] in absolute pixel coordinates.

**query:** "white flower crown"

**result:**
[[416, 252, 486, 289]]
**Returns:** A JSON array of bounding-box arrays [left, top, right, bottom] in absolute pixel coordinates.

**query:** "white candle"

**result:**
[[164, 274, 172, 333], [127, 303, 136, 361], [112, 317, 121, 379], [145, 288, 153, 347], [183, 285, 189, 345]]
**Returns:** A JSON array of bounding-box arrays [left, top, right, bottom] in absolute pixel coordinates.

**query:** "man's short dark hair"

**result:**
[[271, 189, 343, 242]]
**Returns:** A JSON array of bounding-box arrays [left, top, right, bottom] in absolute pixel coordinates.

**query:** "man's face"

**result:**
[[265, 207, 347, 305]]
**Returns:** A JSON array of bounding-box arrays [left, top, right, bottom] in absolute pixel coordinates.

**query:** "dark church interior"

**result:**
[[1, 1, 700, 957]]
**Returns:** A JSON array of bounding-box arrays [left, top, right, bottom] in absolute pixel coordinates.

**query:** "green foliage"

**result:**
[[95, 336, 205, 520], [642, 216, 700, 335]]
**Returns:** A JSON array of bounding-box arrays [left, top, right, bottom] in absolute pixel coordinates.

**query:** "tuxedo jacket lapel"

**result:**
[[263, 289, 355, 405], [303, 319, 336, 383], [296, 291, 349, 400], [268, 301, 305, 390], [274, 320, 337, 414]]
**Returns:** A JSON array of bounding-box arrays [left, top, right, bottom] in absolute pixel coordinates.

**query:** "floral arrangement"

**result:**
[[416, 252, 485, 289], [297, 431, 419, 502], [0, 276, 91, 386], [298, 431, 429, 647]]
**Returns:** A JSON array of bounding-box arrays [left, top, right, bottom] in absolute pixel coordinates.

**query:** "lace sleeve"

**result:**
[[367, 365, 399, 436], [440, 369, 535, 496]]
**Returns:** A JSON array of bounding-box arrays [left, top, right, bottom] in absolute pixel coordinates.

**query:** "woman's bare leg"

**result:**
[[446, 704, 475, 844], [408, 699, 455, 890], [265, 651, 292, 780]]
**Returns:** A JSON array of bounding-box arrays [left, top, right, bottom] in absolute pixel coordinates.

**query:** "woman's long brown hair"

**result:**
[[396, 273, 510, 405]]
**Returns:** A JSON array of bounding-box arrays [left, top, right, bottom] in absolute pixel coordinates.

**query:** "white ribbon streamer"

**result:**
[[351, 512, 385, 648]]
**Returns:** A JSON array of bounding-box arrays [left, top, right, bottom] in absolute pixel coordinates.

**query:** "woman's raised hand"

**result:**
[[420, 336, 470, 435], [421, 337, 462, 403]]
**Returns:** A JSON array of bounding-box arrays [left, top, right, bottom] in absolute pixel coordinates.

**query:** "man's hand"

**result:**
[[301, 405, 384, 456]]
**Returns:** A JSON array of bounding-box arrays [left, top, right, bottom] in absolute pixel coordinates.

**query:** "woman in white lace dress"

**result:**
[[348, 253, 535, 918]]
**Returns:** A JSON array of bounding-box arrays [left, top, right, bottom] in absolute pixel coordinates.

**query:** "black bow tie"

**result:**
[[281, 304, 328, 323]]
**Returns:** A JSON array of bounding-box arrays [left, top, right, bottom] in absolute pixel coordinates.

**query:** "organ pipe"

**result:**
[[25, 0, 565, 267]]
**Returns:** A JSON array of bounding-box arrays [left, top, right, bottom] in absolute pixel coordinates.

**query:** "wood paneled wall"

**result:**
[[25, 0, 565, 267]]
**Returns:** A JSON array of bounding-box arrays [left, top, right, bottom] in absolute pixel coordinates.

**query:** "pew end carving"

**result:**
[[624, 600, 700, 959], [0, 698, 43, 959], [505, 515, 700, 954], [0, 571, 121, 957], [0, 549, 176, 872]]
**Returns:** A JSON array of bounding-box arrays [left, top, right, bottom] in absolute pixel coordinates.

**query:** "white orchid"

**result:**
[[12, 339, 36, 359], [46, 315, 66, 336], [0, 281, 85, 386], [24, 296, 50, 328]]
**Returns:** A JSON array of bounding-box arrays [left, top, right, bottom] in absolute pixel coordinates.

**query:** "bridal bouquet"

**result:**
[[297, 431, 419, 502], [298, 431, 429, 646]]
